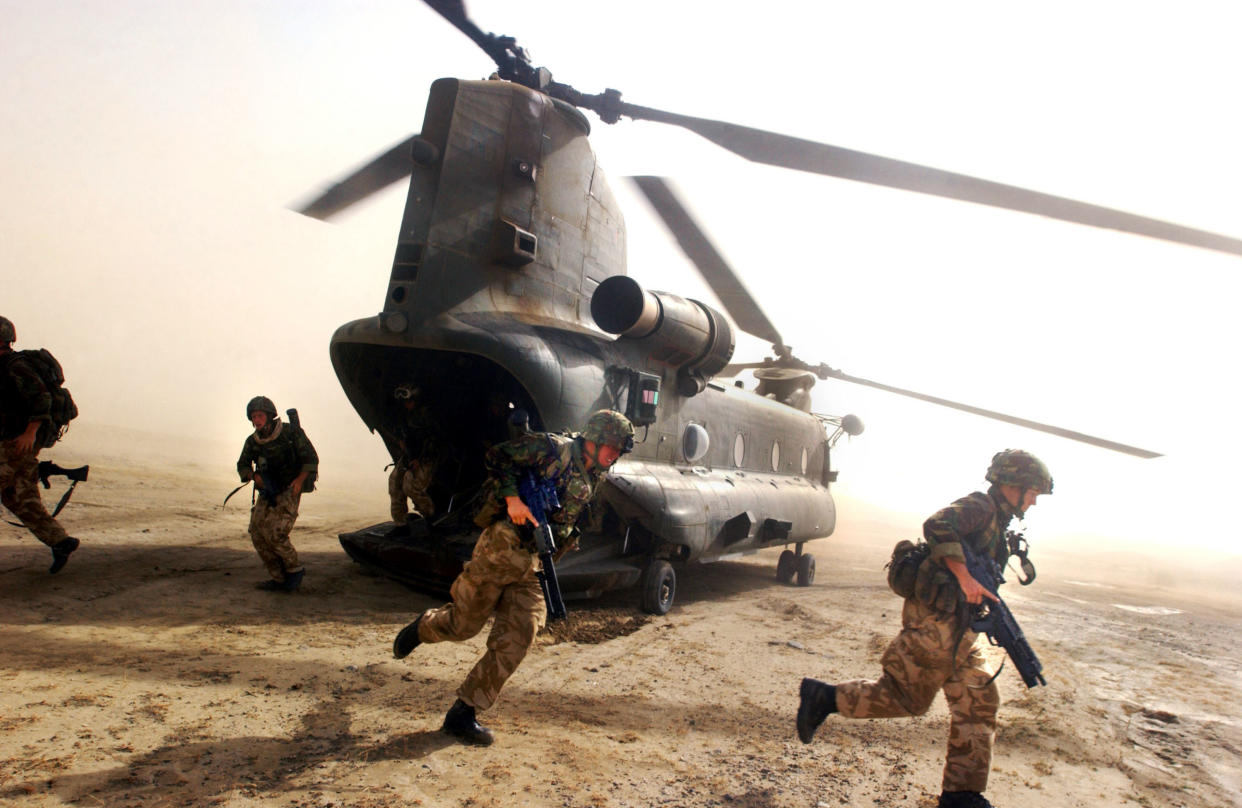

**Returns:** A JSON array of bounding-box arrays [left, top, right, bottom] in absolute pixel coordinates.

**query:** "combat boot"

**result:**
[[255, 578, 285, 591], [392, 614, 423, 659], [442, 699, 494, 746], [938, 791, 995, 808], [49, 537, 80, 574], [796, 677, 837, 743], [282, 570, 304, 592]]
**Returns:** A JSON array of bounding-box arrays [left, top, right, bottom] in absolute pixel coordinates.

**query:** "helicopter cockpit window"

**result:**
[[682, 423, 710, 464], [733, 433, 745, 467], [771, 441, 781, 472]]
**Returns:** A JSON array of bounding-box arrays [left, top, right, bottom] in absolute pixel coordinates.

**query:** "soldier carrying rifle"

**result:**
[[392, 409, 633, 746], [236, 396, 318, 592], [0, 315, 83, 573], [796, 450, 1054, 808]]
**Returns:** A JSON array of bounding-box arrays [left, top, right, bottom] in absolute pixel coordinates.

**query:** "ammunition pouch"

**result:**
[[473, 498, 503, 529], [885, 539, 929, 600], [914, 556, 964, 615]]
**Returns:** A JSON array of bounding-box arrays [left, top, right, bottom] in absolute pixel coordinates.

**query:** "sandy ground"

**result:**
[[3, 429, 1241, 808]]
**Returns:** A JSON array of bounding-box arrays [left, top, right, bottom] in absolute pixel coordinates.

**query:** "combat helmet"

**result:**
[[985, 449, 1053, 494], [246, 396, 278, 420], [0, 316, 14, 344], [581, 409, 635, 453]]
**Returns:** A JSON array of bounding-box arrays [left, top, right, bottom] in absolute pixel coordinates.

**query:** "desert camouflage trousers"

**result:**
[[248, 487, 303, 581], [0, 440, 67, 548], [417, 520, 546, 711], [835, 598, 1000, 793], [388, 460, 435, 523]]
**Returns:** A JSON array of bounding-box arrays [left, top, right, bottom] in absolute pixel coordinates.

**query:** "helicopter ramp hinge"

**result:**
[[491, 219, 537, 267], [759, 518, 793, 542], [719, 511, 755, 546]]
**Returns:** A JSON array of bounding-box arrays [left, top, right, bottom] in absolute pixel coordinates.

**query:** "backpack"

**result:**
[[1, 349, 78, 447]]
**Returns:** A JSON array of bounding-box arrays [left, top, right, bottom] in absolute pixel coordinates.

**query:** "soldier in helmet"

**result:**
[[236, 396, 318, 592], [387, 384, 442, 530], [796, 449, 1053, 808], [392, 409, 634, 746], [0, 316, 81, 573]]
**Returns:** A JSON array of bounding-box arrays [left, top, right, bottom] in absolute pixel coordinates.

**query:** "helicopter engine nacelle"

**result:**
[[590, 275, 734, 396]]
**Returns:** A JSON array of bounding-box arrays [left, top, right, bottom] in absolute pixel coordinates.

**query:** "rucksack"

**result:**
[[1, 349, 78, 447]]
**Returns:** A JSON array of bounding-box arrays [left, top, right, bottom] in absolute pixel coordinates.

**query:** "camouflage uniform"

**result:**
[[834, 488, 1020, 794], [237, 418, 318, 583], [416, 431, 605, 710], [0, 350, 68, 548], [388, 398, 440, 523]]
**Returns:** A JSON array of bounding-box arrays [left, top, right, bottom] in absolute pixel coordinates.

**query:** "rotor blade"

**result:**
[[621, 104, 1242, 258], [294, 136, 416, 221], [826, 369, 1161, 458], [630, 176, 785, 348]]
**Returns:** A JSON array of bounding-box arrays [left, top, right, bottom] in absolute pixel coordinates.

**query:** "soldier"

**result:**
[[796, 450, 1054, 808], [387, 384, 440, 529], [0, 316, 81, 573], [236, 396, 318, 592], [392, 409, 634, 746]]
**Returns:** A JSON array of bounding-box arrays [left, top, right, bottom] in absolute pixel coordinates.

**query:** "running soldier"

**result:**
[[236, 396, 318, 592], [796, 450, 1054, 808], [392, 409, 634, 745], [0, 316, 81, 573]]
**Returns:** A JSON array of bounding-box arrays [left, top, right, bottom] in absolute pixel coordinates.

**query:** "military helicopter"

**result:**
[[296, 0, 1241, 614]]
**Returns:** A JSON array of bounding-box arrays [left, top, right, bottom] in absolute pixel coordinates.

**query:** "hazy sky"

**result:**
[[3, 1, 1240, 552]]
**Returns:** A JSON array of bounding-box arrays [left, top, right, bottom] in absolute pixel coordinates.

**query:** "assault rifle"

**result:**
[[961, 542, 1046, 688], [252, 457, 281, 506], [517, 471, 568, 621], [5, 462, 89, 527], [38, 461, 88, 518]]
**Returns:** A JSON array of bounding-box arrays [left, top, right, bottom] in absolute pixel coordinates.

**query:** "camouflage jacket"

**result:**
[[391, 401, 442, 465], [237, 419, 319, 493], [475, 432, 603, 544], [0, 351, 51, 440], [924, 486, 1019, 568]]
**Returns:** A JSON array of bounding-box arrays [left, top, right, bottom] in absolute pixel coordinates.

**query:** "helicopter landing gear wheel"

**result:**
[[776, 549, 797, 584], [641, 559, 676, 615], [796, 553, 816, 587]]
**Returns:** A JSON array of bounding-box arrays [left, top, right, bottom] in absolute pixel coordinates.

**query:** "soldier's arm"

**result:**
[[237, 440, 257, 482], [484, 433, 551, 499], [923, 493, 994, 566], [9, 360, 51, 454]]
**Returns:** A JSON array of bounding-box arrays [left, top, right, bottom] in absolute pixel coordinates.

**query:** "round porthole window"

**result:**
[[771, 441, 781, 471], [733, 433, 745, 467], [683, 423, 710, 463]]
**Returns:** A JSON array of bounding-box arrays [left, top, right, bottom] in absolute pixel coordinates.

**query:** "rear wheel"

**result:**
[[776, 549, 797, 584], [641, 560, 676, 615], [796, 553, 816, 587]]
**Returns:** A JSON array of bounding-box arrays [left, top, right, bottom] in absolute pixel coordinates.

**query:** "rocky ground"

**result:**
[[2, 433, 1240, 808]]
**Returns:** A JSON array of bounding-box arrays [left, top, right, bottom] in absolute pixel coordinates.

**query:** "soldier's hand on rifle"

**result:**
[[252, 472, 264, 490], [945, 557, 999, 605], [505, 495, 537, 527]]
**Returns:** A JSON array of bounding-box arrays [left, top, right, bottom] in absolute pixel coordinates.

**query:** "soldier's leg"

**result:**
[[836, 600, 956, 719], [940, 642, 1000, 794], [402, 461, 436, 518], [388, 465, 408, 524], [457, 573, 545, 710], [248, 499, 287, 580], [419, 521, 530, 644], [265, 488, 304, 575], [0, 448, 68, 548]]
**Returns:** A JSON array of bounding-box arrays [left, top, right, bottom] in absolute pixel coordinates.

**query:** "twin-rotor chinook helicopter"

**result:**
[[297, 0, 1242, 614]]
